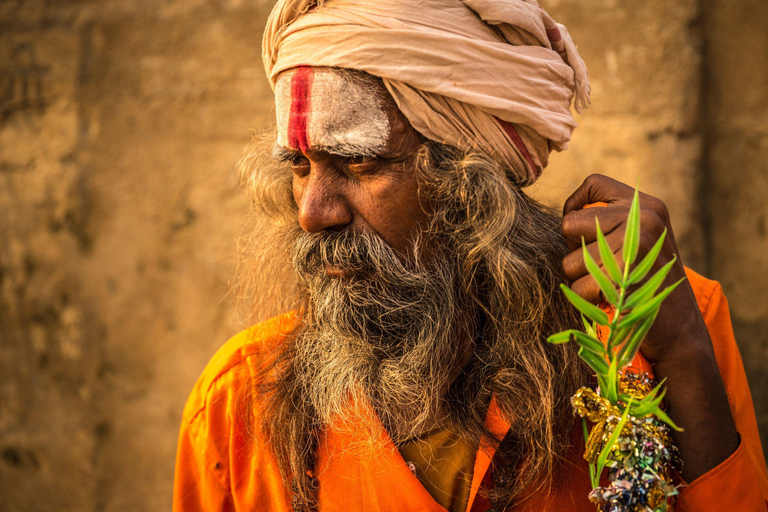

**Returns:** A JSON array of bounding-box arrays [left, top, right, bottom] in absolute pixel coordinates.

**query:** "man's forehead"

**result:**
[[274, 67, 390, 157]]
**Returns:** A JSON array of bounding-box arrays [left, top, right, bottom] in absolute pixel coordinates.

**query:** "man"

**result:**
[[173, 0, 768, 510]]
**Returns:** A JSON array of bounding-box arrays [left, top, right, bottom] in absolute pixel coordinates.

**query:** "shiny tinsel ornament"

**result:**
[[548, 185, 683, 512]]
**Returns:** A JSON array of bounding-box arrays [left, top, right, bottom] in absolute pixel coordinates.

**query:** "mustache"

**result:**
[[292, 229, 411, 279]]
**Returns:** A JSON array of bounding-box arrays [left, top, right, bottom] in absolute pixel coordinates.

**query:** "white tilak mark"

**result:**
[[275, 68, 390, 157]]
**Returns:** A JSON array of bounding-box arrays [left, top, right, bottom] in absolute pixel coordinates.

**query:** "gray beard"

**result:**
[[291, 229, 465, 442]]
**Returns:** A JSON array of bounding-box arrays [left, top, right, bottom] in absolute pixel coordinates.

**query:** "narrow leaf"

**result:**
[[597, 401, 632, 475], [622, 187, 641, 265], [617, 309, 659, 367], [547, 330, 576, 344], [631, 387, 667, 417], [561, 284, 610, 325], [571, 331, 608, 356], [583, 239, 619, 304], [582, 315, 598, 338], [607, 325, 631, 353], [628, 228, 667, 285], [597, 374, 609, 397], [618, 278, 685, 330], [596, 218, 623, 284], [580, 347, 609, 376], [605, 357, 619, 404], [624, 256, 678, 309], [654, 408, 683, 432]]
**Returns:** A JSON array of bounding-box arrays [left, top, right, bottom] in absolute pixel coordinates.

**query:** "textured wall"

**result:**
[[705, 0, 768, 456], [0, 1, 765, 510]]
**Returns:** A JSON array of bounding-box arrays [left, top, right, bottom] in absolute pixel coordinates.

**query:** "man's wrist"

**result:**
[[650, 335, 740, 481]]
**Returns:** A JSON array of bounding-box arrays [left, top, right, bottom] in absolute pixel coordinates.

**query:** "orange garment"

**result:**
[[173, 267, 768, 511]]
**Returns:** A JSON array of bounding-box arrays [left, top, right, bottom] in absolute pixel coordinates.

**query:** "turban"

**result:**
[[263, 0, 590, 186]]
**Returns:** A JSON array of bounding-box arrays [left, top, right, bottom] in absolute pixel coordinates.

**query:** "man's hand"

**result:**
[[561, 174, 700, 365], [561, 174, 740, 482]]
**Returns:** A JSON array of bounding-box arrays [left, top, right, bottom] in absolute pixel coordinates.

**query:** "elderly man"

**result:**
[[173, 0, 768, 511]]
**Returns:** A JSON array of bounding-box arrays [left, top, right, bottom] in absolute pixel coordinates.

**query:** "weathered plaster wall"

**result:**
[[705, 0, 768, 458], [0, 0, 765, 510]]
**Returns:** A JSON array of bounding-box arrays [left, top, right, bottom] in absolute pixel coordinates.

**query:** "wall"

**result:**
[[0, 0, 765, 510]]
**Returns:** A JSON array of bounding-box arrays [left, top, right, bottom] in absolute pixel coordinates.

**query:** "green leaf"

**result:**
[[624, 256, 678, 309], [617, 278, 685, 330], [606, 324, 631, 353], [605, 357, 619, 404], [596, 401, 632, 475], [630, 387, 667, 417], [622, 187, 642, 265], [583, 239, 619, 304], [597, 374, 610, 397], [596, 218, 623, 285], [560, 284, 610, 326], [547, 330, 605, 357], [571, 331, 608, 356], [582, 314, 598, 338], [617, 309, 659, 368], [580, 347, 610, 376], [654, 407, 683, 432], [547, 330, 576, 344], [627, 228, 667, 285], [625, 378, 667, 413]]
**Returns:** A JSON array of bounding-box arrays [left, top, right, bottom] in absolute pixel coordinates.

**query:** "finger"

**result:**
[[561, 206, 628, 251], [563, 174, 636, 216], [562, 232, 625, 282], [569, 274, 605, 305]]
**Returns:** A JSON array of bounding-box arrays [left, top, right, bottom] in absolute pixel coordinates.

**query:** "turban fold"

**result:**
[[263, 0, 590, 186]]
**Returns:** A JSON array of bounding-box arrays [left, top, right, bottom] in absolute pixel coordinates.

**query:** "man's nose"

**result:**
[[294, 170, 352, 233]]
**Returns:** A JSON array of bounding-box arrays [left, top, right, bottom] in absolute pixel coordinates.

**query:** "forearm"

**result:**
[[652, 334, 740, 482]]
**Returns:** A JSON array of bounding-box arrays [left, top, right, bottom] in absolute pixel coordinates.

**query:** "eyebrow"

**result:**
[[271, 144, 296, 162], [271, 142, 383, 161]]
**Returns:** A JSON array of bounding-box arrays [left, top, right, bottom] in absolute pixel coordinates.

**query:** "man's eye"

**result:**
[[288, 154, 309, 167], [345, 155, 377, 167]]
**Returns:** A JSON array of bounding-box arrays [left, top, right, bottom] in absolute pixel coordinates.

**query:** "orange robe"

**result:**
[[173, 267, 768, 511]]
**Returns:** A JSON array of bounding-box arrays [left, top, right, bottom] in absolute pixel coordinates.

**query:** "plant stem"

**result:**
[[603, 258, 632, 401]]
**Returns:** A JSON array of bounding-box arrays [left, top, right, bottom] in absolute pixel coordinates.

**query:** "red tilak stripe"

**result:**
[[288, 66, 313, 152], [496, 118, 539, 179]]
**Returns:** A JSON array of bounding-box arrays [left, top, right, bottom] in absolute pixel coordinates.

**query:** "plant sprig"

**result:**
[[548, 184, 686, 488]]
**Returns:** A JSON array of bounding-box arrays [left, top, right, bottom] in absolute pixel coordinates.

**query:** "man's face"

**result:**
[[274, 67, 430, 272]]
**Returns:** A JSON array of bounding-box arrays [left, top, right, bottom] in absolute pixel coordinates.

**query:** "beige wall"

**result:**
[[0, 0, 765, 510]]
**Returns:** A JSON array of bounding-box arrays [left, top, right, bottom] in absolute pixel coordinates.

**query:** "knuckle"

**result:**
[[584, 173, 603, 186], [562, 251, 581, 275], [639, 209, 665, 234], [572, 278, 600, 303], [647, 196, 670, 221], [561, 212, 579, 236]]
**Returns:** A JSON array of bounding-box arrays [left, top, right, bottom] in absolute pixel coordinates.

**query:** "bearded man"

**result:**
[[172, 0, 768, 511]]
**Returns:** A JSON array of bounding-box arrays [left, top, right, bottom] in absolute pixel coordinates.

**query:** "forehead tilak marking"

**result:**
[[275, 69, 391, 157], [287, 66, 313, 153]]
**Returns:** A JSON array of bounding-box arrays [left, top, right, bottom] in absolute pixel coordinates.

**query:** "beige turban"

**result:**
[[263, 0, 590, 186]]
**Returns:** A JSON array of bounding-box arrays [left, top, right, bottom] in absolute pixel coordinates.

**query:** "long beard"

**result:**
[[291, 229, 465, 443]]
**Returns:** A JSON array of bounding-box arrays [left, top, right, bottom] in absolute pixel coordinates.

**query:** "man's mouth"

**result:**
[[324, 264, 357, 277]]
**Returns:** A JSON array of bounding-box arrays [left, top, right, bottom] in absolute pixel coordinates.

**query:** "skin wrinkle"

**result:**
[[235, 68, 589, 511]]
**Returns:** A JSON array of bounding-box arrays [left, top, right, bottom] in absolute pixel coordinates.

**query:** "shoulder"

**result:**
[[181, 311, 301, 424], [683, 266, 724, 318], [173, 313, 300, 506]]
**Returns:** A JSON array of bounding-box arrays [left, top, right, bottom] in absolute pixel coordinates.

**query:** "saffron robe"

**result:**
[[173, 267, 768, 511]]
